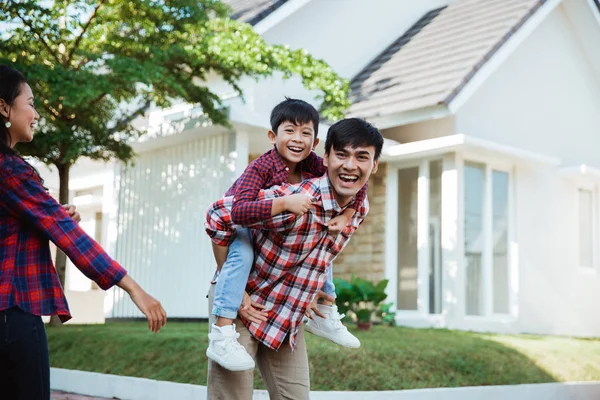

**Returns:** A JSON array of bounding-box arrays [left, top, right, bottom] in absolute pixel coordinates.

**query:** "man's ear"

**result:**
[[267, 130, 277, 145], [312, 137, 320, 150], [323, 152, 329, 168], [371, 160, 379, 175], [0, 99, 10, 120]]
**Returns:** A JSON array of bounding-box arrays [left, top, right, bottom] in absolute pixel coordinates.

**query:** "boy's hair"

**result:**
[[270, 97, 320, 138], [325, 118, 384, 160]]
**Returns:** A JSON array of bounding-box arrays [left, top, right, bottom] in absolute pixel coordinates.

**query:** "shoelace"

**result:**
[[220, 332, 246, 353], [331, 312, 348, 331]]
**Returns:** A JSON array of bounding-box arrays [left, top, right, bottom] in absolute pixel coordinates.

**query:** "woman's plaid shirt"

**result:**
[[0, 154, 126, 321], [206, 175, 368, 350]]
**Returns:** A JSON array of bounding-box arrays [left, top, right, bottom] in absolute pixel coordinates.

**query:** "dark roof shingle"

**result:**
[[349, 0, 546, 119], [223, 0, 289, 25]]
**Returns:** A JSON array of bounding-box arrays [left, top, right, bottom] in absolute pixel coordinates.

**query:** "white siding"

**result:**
[[108, 132, 235, 318]]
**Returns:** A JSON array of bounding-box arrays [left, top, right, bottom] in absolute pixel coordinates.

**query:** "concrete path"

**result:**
[[51, 391, 115, 400]]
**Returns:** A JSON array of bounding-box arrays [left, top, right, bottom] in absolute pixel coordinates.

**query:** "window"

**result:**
[[464, 163, 511, 316], [578, 188, 595, 268]]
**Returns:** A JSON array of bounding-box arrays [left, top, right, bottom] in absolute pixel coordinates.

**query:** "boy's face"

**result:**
[[268, 121, 319, 166], [324, 144, 378, 207]]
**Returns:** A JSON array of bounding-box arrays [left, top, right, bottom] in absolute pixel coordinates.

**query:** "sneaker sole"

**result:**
[[304, 324, 361, 348], [206, 348, 255, 371]]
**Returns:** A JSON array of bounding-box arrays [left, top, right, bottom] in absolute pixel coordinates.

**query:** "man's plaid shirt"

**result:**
[[226, 148, 367, 226], [0, 153, 127, 321], [206, 175, 368, 350]]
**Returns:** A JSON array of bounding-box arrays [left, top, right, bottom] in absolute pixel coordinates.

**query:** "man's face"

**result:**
[[323, 144, 378, 207]]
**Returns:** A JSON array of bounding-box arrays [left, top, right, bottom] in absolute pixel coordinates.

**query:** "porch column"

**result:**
[[441, 153, 464, 328]]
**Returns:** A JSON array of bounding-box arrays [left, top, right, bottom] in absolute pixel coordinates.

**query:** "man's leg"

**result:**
[[207, 283, 257, 400], [256, 326, 310, 400]]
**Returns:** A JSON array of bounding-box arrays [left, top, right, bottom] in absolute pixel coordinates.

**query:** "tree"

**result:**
[[0, 0, 350, 321]]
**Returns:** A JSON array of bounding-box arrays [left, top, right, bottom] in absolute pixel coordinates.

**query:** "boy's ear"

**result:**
[[267, 130, 277, 145], [312, 137, 320, 150]]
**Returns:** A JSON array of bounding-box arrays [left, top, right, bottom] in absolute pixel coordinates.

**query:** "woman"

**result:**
[[0, 65, 167, 399]]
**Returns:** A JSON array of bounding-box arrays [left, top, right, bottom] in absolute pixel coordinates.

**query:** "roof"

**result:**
[[223, 0, 289, 25], [348, 0, 546, 119]]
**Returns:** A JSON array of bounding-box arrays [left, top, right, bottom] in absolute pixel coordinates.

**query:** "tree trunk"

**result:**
[[50, 163, 71, 326]]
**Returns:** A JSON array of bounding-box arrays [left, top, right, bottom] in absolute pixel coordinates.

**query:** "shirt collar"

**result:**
[[317, 175, 354, 213], [267, 147, 291, 173]]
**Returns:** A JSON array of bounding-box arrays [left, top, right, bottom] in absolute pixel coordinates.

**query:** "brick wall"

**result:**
[[332, 162, 387, 282]]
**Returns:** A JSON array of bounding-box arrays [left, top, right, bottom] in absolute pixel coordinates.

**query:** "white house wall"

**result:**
[[455, 4, 600, 337], [455, 3, 600, 168], [108, 132, 235, 319]]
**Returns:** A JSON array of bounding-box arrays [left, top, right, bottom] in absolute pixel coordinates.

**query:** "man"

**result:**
[[205, 118, 384, 399]]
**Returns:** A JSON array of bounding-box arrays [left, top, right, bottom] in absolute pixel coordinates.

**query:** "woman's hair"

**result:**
[[0, 65, 44, 184], [0, 64, 27, 154]]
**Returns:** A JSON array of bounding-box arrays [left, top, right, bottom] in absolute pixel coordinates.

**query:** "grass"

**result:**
[[47, 322, 600, 391]]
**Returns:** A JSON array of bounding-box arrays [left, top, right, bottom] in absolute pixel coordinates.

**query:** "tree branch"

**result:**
[[15, 12, 62, 65], [66, 0, 104, 66], [108, 100, 152, 135]]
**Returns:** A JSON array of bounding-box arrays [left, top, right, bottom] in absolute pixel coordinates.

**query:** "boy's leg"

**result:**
[[305, 264, 361, 348], [212, 227, 254, 324], [207, 285, 257, 400], [320, 265, 336, 302], [256, 327, 310, 400]]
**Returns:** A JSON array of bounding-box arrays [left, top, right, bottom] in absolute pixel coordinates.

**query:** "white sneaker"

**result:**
[[305, 304, 361, 348], [206, 324, 255, 371]]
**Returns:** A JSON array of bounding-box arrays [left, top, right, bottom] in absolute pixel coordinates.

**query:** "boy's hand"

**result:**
[[284, 193, 313, 216], [239, 291, 269, 324], [325, 213, 352, 236]]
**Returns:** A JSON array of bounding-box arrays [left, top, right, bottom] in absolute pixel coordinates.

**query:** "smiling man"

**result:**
[[204, 118, 384, 399]]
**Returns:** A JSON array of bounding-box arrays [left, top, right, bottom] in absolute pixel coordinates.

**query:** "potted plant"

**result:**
[[334, 276, 389, 331]]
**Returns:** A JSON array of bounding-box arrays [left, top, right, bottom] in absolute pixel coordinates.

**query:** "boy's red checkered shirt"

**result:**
[[206, 175, 368, 350], [226, 148, 367, 225], [0, 154, 127, 321]]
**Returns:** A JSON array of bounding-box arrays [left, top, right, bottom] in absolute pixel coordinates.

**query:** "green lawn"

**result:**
[[47, 322, 600, 391]]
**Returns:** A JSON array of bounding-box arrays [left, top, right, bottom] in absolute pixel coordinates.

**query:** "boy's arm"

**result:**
[[230, 162, 274, 225], [205, 195, 298, 246], [230, 163, 311, 225]]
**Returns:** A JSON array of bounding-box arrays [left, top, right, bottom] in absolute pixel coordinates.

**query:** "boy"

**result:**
[[207, 98, 367, 371]]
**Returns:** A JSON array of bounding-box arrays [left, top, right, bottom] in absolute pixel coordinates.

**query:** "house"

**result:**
[[41, 0, 600, 337]]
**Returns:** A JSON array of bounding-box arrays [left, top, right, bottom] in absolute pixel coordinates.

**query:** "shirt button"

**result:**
[[285, 167, 289, 171]]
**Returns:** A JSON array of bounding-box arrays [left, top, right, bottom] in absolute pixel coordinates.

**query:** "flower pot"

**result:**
[[357, 321, 372, 331]]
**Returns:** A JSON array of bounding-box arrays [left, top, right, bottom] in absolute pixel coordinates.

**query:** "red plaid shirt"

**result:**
[[226, 148, 368, 225], [206, 175, 368, 350], [0, 153, 127, 322]]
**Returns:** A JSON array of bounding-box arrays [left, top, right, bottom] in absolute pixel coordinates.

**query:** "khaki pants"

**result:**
[[207, 283, 310, 400]]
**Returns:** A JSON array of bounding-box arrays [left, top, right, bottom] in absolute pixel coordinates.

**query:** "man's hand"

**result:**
[[325, 213, 352, 236], [62, 204, 81, 223], [284, 193, 313, 216], [118, 275, 167, 333], [238, 291, 269, 324], [306, 290, 336, 320]]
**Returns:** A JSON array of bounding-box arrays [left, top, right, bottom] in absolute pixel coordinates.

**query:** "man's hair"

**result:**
[[325, 118, 384, 160], [270, 97, 320, 138]]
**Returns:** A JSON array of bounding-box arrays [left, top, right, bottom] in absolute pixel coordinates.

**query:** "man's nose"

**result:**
[[343, 157, 356, 169]]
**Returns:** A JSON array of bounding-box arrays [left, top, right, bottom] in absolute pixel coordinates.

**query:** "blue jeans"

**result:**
[[322, 266, 336, 298], [212, 228, 255, 319], [212, 228, 337, 319]]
